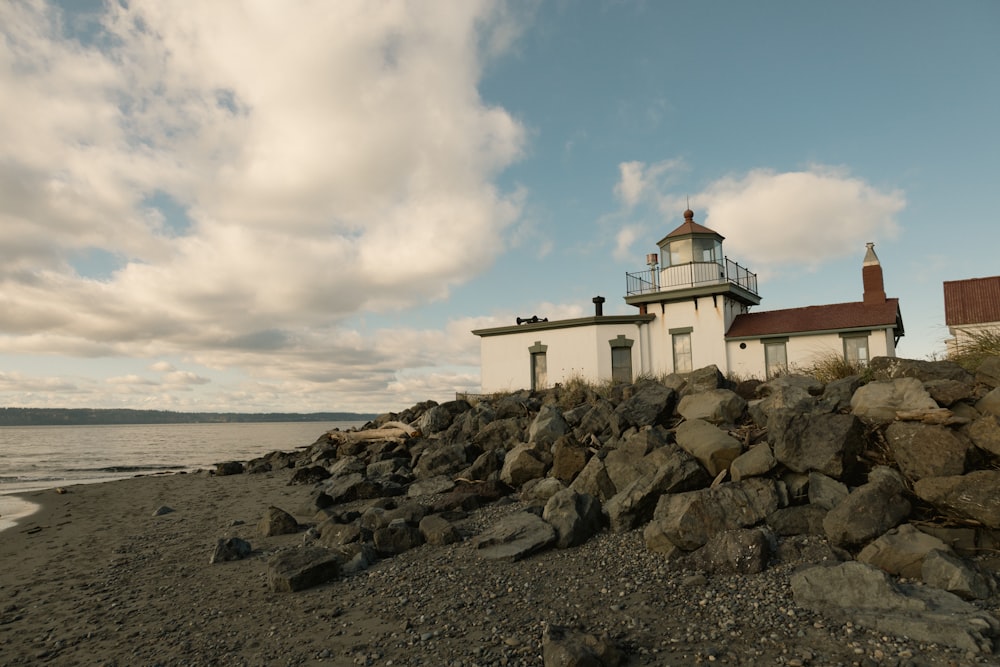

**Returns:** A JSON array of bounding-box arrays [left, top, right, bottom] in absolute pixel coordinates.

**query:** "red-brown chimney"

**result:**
[[862, 242, 886, 305]]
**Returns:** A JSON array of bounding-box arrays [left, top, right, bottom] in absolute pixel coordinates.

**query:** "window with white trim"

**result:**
[[609, 335, 634, 384], [843, 335, 870, 366], [764, 339, 788, 379], [529, 341, 548, 390], [671, 329, 692, 373]]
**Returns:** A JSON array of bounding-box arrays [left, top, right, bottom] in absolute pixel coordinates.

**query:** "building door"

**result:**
[[611, 346, 632, 383], [672, 332, 692, 373]]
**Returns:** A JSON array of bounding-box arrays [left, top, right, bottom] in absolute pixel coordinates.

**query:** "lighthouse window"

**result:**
[[843, 335, 870, 366], [528, 341, 548, 390], [764, 341, 788, 379], [671, 332, 692, 373], [609, 335, 634, 384]]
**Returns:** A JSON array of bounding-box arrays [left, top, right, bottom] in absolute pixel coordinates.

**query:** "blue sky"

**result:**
[[1, 1, 997, 413]]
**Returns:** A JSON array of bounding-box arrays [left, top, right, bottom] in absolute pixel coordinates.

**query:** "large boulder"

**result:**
[[541, 625, 623, 667], [912, 470, 1000, 528], [850, 377, 938, 423], [643, 478, 782, 552], [868, 356, 975, 384], [500, 443, 550, 487], [856, 523, 951, 578], [769, 411, 864, 479], [674, 419, 743, 477], [791, 561, 998, 653], [550, 436, 590, 484], [676, 389, 746, 425], [884, 422, 968, 481], [729, 443, 776, 482], [418, 399, 471, 435], [413, 442, 478, 479], [965, 415, 1000, 457], [543, 489, 605, 549], [267, 547, 341, 592], [614, 382, 676, 429], [684, 527, 774, 575], [569, 456, 617, 502], [529, 404, 570, 449], [258, 506, 300, 537], [373, 519, 425, 555], [922, 549, 992, 600], [823, 467, 910, 549], [604, 445, 707, 532], [748, 375, 822, 426], [978, 387, 1000, 417], [976, 356, 1000, 389], [472, 511, 556, 561]]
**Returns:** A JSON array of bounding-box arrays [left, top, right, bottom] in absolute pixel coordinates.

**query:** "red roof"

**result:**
[[943, 276, 1000, 326], [726, 298, 901, 338]]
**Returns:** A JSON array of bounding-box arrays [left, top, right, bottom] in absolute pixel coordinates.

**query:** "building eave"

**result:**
[[624, 283, 761, 308], [472, 314, 655, 338]]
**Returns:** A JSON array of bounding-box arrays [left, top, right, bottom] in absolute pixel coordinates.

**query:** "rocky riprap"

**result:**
[[224, 355, 1000, 666]]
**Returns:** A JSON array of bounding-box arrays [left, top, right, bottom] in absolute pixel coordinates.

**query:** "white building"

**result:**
[[943, 275, 1000, 354], [473, 210, 904, 392]]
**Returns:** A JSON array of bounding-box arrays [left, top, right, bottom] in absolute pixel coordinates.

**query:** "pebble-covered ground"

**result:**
[[1, 470, 998, 667]]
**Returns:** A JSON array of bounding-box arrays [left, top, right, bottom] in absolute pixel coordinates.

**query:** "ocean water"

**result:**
[[0, 421, 365, 531]]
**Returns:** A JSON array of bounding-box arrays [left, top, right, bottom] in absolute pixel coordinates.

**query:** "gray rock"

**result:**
[[500, 443, 550, 487], [417, 400, 470, 435], [418, 514, 460, 546], [543, 489, 605, 549], [791, 560, 998, 653], [681, 365, 726, 395], [462, 448, 505, 481], [766, 505, 826, 536], [569, 456, 617, 503], [214, 461, 244, 476], [267, 546, 341, 592], [922, 549, 992, 600], [319, 520, 362, 547], [472, 511, 556, 561], [913, 470, 1000, 528], [373, 519, 425, 555], [613, 382, 676, 429], [977, 387, 1000, 417], [644, 478, 782, 551], [770, 411, 864, 479], [210, 537, 252, 564], [574, 400, 617, 440], [966, 415, 1000, 457], [674, 418, 743, 477], [850, 377, 938, 423], [258, 506, 299, 537], [676, 389, 746, 425], [288, 465, 331, 485], [550, 436, 590, 484], [748, 375, 821, 427], [604, 445, 707, 532], [686, 527, 774, 575], [976, 356, 1000, 389], [541, 624, 623, 667], [817, 375, 865, 413], [823, 467, 911, 549], [730, 443, 776, 481], [473, 417, 530, 452], [329, 542, 378, 576], [884, 422, 969, 481], [856, 523, 951, 578], [413, 442, 476, 479], [151, 505, 174, 516], [406, 475, 456, 497], [924, 379, 975, 407], [869, 356, 975, 384], [807, 472, 849, 511], [530, 404, 570, 449]]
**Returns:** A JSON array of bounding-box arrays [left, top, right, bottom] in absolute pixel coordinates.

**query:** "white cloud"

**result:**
[[613, 158, 686, 209], [694, 166, 905, 273]]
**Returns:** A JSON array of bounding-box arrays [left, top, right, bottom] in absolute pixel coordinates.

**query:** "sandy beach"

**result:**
[[2, 467, 996, 667]]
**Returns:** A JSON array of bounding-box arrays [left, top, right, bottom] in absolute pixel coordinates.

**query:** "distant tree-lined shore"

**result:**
[[0, 408, 377, 427]]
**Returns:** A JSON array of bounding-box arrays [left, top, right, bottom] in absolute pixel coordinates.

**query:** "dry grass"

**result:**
[[795, 351, 872, 384], [947, 328, 1000, 372]]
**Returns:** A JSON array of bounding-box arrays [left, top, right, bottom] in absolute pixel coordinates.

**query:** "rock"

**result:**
[[913, 470, 1000, 528], [151, 505, 174, 516], [924, 379, 975, 407], [543, 489, 605, 549], [319, 520, 362, 547], [978, 387, 1000, 417], [574, 400, 617, 440], [603, 445, 706, 532], [748, 375, 821, 427], [258, 506, 299, 537], [729, 443, 776, 481], [681, 365, 727, 395], [791, 560, 999, 653], [676, 389, 746, 425], [209, 537, 252, 564], [823, 467, 910, 549], [473, 418, 530, 452], [406, 475, 456, 497], [522, 477, 567, 503], [850, 377, 938, 423], [319, 472, 381, 505], [613, 382, 676, 429], [685, 527, 774, 575], [413, 442, 477, 479], [550, 436, 590, 484], [418, 514, 460, 546], [868, 356, 975, 384], [266, 546, 341, 592], [418, 400, 471, 435], [214, 461, 244, 476], [462, 448, 505, 481], [976, 356, 1000, 388], [644, 478, 782, 551], [569, 456, 618, 503], [472, 511, 556, 561], [288, 465, 331, 485], [884, 422, 968, 481], [674, 418, 743, 476], [922, 549, 992, 600], [541, 624, 623, 667], [373, 519, 425, 555], [966, 415, 1000, 457], [769, 411, 864, 479], [766, 505, 827, 536], [530, 404, 570, 449], [817, 375, 865, 413], [856, 523, 951, 578], [500, 443, 550, 487], [329, 542, 378, 576], [807, 472, 848, 511]]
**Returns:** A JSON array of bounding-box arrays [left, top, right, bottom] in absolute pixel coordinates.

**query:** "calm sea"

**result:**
[[0, 421, 365, 531]]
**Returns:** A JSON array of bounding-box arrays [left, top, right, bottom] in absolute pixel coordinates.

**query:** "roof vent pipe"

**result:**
[[592, 296, 606, 317]]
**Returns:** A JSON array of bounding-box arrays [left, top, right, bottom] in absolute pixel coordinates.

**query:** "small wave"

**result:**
[[67, 465, 188, 473]]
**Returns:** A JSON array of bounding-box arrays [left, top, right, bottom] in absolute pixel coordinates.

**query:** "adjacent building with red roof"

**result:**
[[943, 275, 1000, 353]]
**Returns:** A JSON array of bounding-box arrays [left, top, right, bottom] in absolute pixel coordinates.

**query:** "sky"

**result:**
[[1, 0, 998, 414]]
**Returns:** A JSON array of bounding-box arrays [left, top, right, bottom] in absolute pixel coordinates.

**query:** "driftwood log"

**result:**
[[326, 421, 418, 444]]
